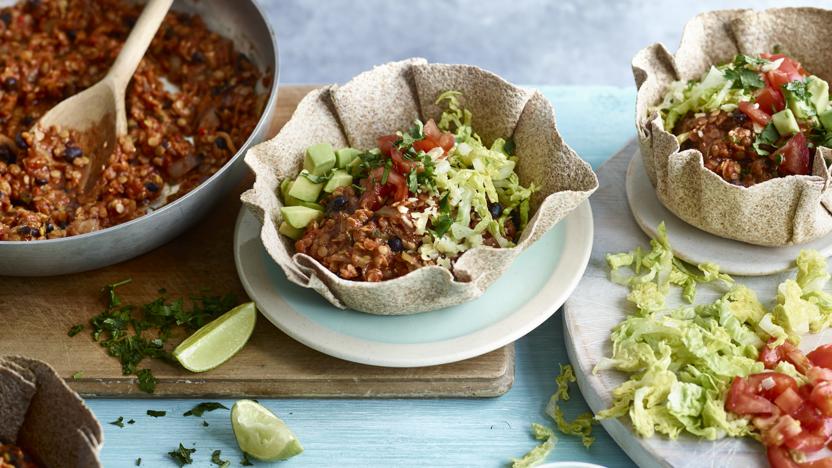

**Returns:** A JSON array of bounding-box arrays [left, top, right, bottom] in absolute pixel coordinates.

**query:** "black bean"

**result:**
[[14, 132, 28, 150], [1, 12, 11, 26], [191, 51, 205, 63], [0, 144, 15, 164], [3, 77, 18, 91], [17, 226, 36, 236], [20, 115, 33, 127], [45, 223, 54, 234], [326, 195, 348, 213], [66, 29, 77, 42], [511, 209, 521, 227], [63, 146, 83, 161], [35, 177, 47, 185], [214, 136, 228, 149], [733, 111, 749, 124], [145, 182, 160, 192], [488, 203, 503, 218], [388, 236, 404, 252]]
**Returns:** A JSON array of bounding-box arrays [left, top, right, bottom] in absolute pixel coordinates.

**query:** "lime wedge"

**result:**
[[231, 399, 303, 461], [172, 302, 257, 372]]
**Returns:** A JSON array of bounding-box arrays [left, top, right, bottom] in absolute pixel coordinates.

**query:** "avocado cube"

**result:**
[[280, 206, 323, 229], [336, 148, 361, 169], [786, 88, 813, 120], [820, 109, 832, 131], [323, 169, 354, 193], [772, 109, 800, 136], [278, 221, 305, 240], [297, 201, 324, 211], [288, 174, 324, 202], [304, 143, 336, 176], [808, 76, 830, 114]]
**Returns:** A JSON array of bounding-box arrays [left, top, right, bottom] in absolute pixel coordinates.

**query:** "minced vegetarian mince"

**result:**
[[0, 0, 268, 240]]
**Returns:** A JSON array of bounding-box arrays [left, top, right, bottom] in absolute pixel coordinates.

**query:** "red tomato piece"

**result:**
[[412, 137, 439, 153], [756, 86, 786, 114], [785, 432, 828, 453], [762, 53, 809, 80], [438, 132, 455, 153], [809, 367, 832, 385], [739, 101, 772, 126], [809, 345, 832, 370], [775, 132, 812, 177], [764, 415, 803, 446], [423, 119, 441, 140], [767, 69, 794, 92], [390, 148, 420, 175], [726, 376, 778, 415], [768, 446, 801, 468], [745, 372, 801, 401], [377, 134, 399, 157], [803, 458, 832, 468], [811, 381, 832, 417], [776, 387, 806, 416]]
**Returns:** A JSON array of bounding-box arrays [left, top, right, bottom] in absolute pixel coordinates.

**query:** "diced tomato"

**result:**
[[811, 382, 832, 417], [765, 415, 804, 446], [377, 134, 399, 156], [809, 345, 832, 370], [438, 132, 455, 153], [768, 446, 801, 468], [726, 376, 778, 415], [785, 432, 828, 453], [803, 458, 832, 468], [390, 148, 419, 175], [809, 366, 832, 385], [793, 404, 831, 436], [423, 119, 441, 141], [359, 167, 409, 210], [412, 137, 438, 153], [745, 372, 801, 401], [760, 340, 812, 374], [739, 101, 771, 126], [775, 132, 812, 177], [756, 86, 786, 114], [762, 53, 809, 80], [776, 387, 806, 416]]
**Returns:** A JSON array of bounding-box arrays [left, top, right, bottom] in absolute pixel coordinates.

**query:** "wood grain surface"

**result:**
[[0, 85, 514, 398]]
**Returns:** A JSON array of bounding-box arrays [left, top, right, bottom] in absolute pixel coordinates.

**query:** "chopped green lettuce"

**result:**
[[597, 226, 832, 442], [511, 424, 557, 468], [415, 92, 535, 265]]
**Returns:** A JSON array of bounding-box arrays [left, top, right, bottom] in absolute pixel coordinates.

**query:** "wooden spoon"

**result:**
[[35, 0, 174, 193]]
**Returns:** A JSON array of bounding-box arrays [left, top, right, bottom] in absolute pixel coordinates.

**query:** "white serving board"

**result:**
[[563, 140, 832, 468]]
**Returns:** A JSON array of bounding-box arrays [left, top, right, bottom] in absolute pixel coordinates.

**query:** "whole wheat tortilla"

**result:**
[[242, 59, 598, 314], [634, 7, 832, 246], [0, 356, 102, 468]]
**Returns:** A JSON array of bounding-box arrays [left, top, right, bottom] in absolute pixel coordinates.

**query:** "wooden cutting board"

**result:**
[[0, 85, 514, 398]]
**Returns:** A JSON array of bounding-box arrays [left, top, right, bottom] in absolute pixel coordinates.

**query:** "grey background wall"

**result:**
[[259, 0, 830, 86]]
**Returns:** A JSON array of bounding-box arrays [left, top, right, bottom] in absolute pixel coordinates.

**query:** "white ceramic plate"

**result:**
[[233, 201, 594, 367], [625, 150, 832, 276]]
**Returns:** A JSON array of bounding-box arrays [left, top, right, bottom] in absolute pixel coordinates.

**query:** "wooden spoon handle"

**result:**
[[107, 0, 174, 91]]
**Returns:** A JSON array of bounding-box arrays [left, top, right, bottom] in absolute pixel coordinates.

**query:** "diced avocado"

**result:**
[[280, 206, 323, 229], [336, 148, 361, 169], [808, 75, 830, 113], [287, 174, 324, 202], [820, 109, 832, 131], [785, 87, 814, 119], [297, 201, 324, 211], [279, 179, 302, 206], [347, 156, 362, 177], [278, 221, 304, 240], [323, 169, 353, 193], [772, 109, 800, 136], [304, 143, 336, 176]]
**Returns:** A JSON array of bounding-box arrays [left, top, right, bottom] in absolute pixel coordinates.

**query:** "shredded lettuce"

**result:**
[[511, 424, 557, 468], [597, 224, 832, 442], [417, 92, 536, 262]]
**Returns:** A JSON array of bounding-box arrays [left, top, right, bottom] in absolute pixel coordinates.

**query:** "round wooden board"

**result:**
[[562, 140, 832, 467]]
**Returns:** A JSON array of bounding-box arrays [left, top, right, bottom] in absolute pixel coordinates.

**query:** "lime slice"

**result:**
[[172, 302, 257, 372], [231, 399, 303, 461]]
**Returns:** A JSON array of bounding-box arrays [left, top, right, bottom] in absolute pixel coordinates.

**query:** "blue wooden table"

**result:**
[[88, 86, 640, 468]]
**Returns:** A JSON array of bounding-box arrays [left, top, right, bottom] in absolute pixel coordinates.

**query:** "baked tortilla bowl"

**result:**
[[241, 59, 598, 315], [0, 356, 103, 467], [634, 7, 832, 247]]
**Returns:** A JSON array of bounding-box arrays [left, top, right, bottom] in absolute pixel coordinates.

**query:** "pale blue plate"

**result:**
[[234, 201, 593, 367]]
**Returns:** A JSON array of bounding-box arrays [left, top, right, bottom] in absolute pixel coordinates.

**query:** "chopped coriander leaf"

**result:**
[[146, 409, 166, 417], [406, 168, 419, 193], [733, 54, 770, 69], [299, 170, 331, 184], [724, 67, 765, 90], [430, 213, 453, 238], [135, 458, 141, 466], [137, 369, 157, 393], [71, 371, 84, 380], [184, 402, 229, 417], [109, 416, 125, 428], [211, 450, 230, 468], [381, 158, 392, 185], [168, 443, 196, 466], [202, 420, 209, 427], [128, 419, 135, 424], [240, 453, 254, 466], [67, 324, 84, 337], [503, 137, 516, 156], [753, 121, 780, 156]]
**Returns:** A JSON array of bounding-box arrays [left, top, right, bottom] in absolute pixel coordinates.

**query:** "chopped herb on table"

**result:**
[[66, 278, 237, 393], [211, 449, 230, 468], [168, 443, 196, 466], [146, 409, 166, 417], [67, 324, 84, 337], [184, 402, 229, 417], [71, 371, 83, 379], [135, 458, 141, 466], [202, 420, 209, 427], [240, 453, 254, 466], [109, 416, 125, 428], [127, 419, 135, 425]]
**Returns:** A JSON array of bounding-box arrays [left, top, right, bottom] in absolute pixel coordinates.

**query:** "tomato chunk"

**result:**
[[739, 101, 771, 126], [775, 132, 811, 177], [726, 376, 778, 415], [377, 134, 399, 157], [811, 381, 832, 417], [756, 86, 786, 114], [768, 446, 801, 468], [775, 387, 805, 416], [809, 345, 832, 370]]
